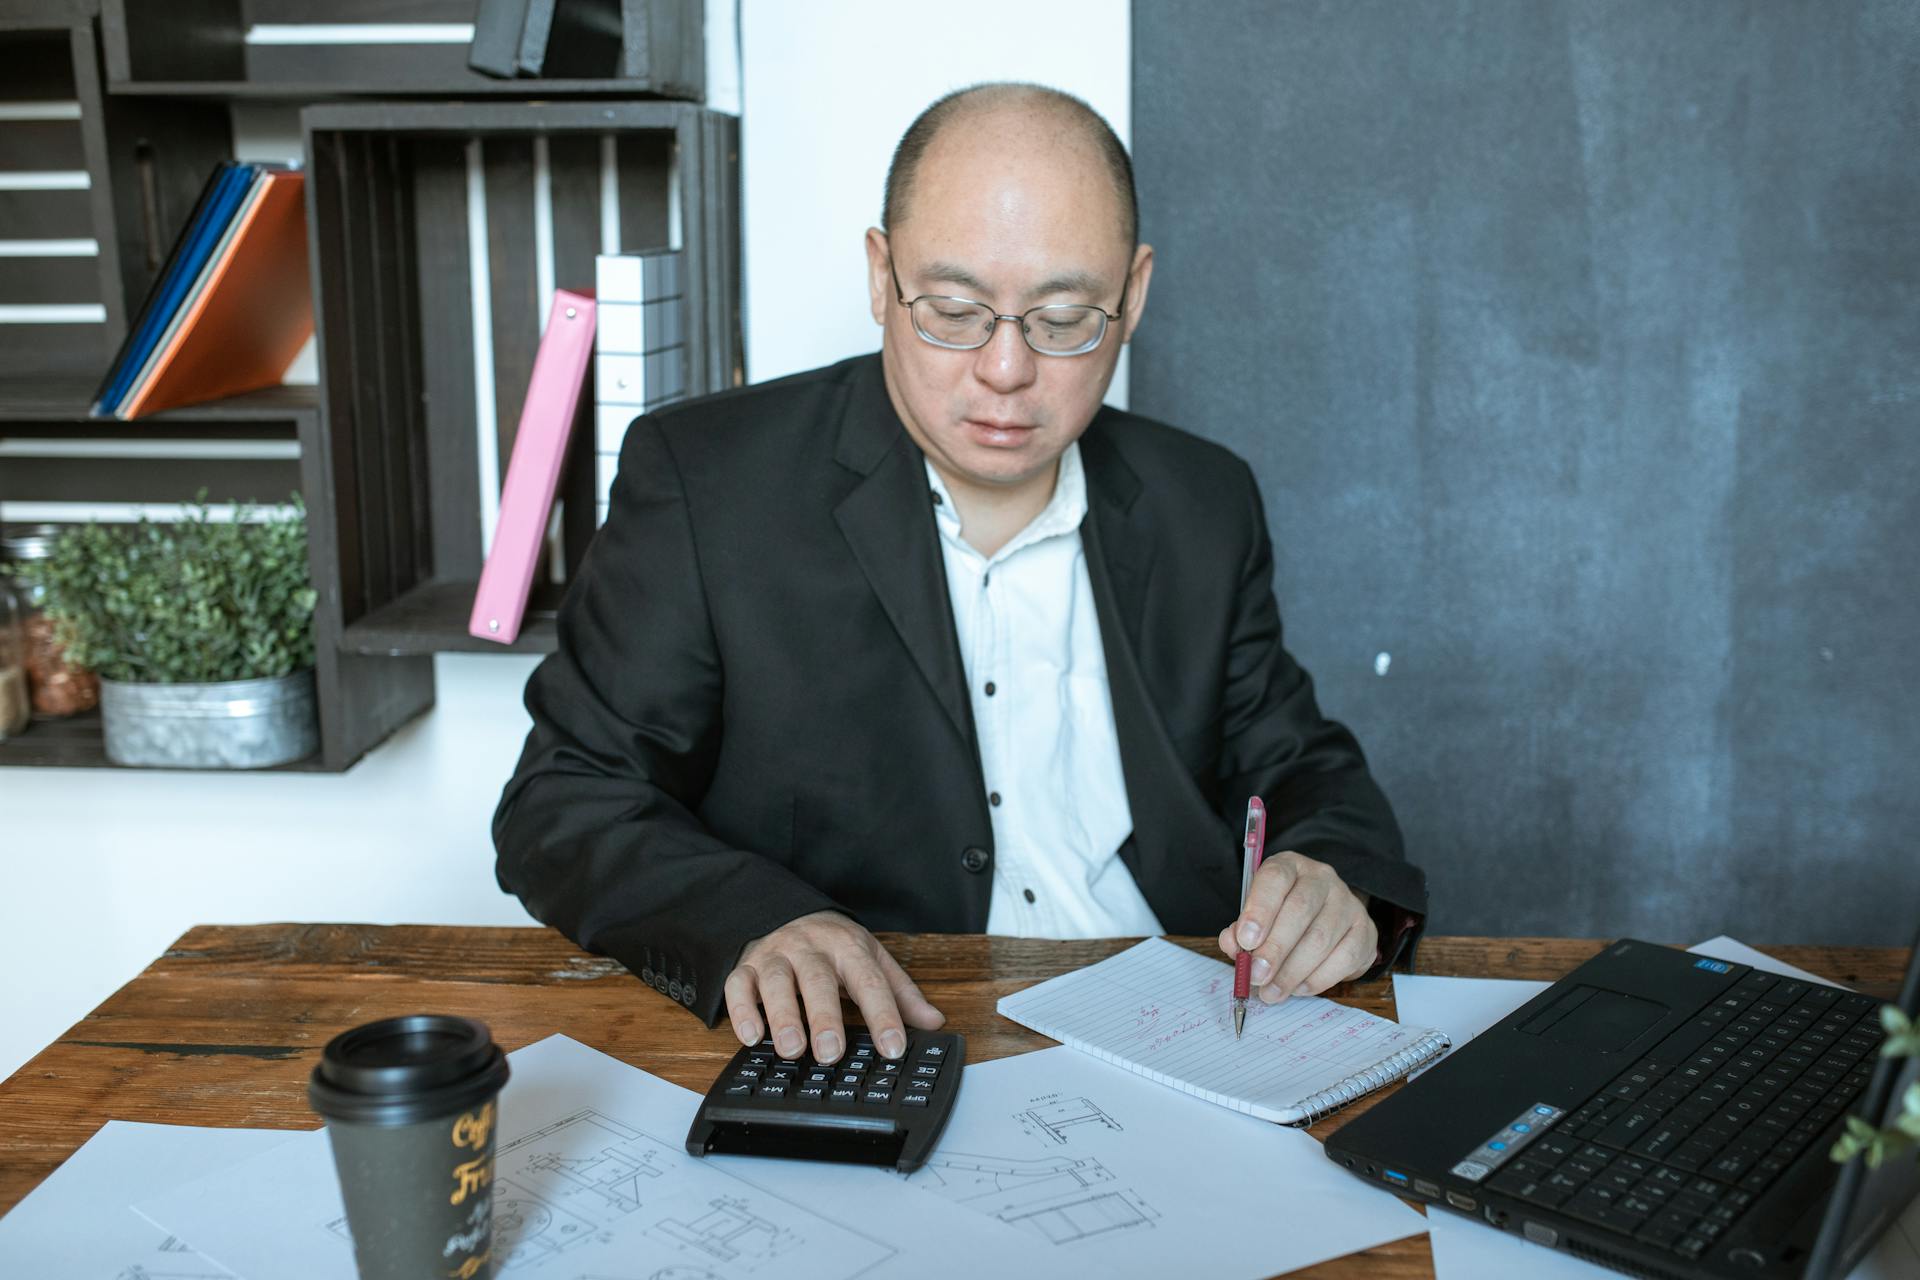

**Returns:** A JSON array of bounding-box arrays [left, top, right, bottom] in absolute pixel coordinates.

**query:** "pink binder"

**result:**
[[470, 290, 597, 644]]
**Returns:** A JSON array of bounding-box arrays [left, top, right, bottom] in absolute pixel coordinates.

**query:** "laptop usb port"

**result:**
[[1382, 1169, 1410, 1187]]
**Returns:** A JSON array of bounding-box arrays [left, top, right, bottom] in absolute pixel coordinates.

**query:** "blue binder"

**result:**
[[92, 162, 256, 416]]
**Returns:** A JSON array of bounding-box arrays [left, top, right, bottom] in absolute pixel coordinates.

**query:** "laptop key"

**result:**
[[1511, 1178, 1571, 1210]]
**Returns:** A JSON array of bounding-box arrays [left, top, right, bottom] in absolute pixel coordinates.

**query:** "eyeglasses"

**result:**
[[890, 260, 1127, 357]]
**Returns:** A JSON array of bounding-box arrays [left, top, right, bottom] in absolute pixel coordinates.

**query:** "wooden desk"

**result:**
[[0, 930, 1905, 1276]]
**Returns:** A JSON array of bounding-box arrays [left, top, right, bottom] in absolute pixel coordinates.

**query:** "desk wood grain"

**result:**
[[0, 928, 1905, 1277]]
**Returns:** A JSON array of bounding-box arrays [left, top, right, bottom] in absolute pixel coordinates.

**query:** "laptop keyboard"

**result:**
[[1485, 971, 1885, 1262]]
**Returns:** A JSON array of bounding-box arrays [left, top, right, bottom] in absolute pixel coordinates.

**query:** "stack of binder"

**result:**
[[92, 162, 312, 420], [594, 250, 689, 526]]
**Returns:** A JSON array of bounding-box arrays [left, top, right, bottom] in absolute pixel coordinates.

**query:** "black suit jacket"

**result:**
[[494, 353, 1425, 1025]]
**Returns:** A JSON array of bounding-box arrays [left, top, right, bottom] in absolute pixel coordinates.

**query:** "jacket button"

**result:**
[[961, 846, 991, 874]]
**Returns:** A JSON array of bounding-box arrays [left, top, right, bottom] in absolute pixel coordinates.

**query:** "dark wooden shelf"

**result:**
[[0, 708, 328, 771], [0, 381, 318, 426], [341, 580, 560, 656], [107, 80, 681, 101]]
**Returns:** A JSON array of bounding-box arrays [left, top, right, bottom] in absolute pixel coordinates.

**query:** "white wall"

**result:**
[[0, 3, 1131, 1082]]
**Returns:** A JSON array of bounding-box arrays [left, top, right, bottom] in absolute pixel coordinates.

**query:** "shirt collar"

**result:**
[[926, 441, 1089, 562]]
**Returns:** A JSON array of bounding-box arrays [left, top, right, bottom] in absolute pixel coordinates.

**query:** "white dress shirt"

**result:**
[[927, 442, 1166, 938]]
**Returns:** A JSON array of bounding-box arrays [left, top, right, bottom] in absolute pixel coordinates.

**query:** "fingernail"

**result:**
[[1259, 985, 1280, 1005], [880, 1029, 906, 1058], [775, 1027, 803, 1057], [816, 1030, 843, 1062], [1295, 983, 1312, 997], [1238, 921, 1262, 949], [740, 1020, 762, 1044], [1251, 957, 1272, 984]]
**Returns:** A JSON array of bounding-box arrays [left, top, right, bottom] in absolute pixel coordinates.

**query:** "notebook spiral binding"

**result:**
[[1291, 1030, 1453, 1126]]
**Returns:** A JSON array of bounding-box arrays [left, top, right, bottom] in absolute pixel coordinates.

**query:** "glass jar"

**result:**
[[0, 575, 27, 740], [1, 524, 100, 718]]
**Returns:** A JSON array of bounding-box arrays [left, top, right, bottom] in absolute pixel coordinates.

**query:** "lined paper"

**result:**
[[998, 937, 1448, 1124]]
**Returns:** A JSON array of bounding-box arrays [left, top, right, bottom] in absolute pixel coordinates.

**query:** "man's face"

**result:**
[[866, 116, 1153, 497]]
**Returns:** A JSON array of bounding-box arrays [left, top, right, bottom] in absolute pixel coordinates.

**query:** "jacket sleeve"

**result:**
[[1214, 462, 1428, 972], [492, 416, 846, 1026]]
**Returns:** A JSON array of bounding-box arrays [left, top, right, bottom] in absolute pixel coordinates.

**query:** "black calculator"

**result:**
[[684, 1028, 965, 1173]]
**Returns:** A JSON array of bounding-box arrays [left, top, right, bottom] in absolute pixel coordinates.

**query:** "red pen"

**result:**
[[1232, 796, 1267, 1038]]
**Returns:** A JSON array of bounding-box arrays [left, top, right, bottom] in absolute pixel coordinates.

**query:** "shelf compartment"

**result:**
[[100, 0, 704, 101], [302, 99, 737, 655], [0, 708, 328, 771]]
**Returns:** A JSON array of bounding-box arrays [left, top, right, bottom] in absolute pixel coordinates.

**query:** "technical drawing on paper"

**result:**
[[647, 1195, 802, 1264], [315, 1107, 892, 1277], [913, 1151, 1160, 1246], [483, 1107, 894, 1277], [1017, 1095, 1123, 1146], [115, 1266, 230, 1280]]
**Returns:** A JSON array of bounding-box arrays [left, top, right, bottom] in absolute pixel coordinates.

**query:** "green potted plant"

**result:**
[[1831, 1005, 1920, 1168], [12, 498, 320, 768]]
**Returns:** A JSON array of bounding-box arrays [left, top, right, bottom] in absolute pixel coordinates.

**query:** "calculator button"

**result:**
[[735, 1066, 763, 1080], [797, 1085, 826, 1100], [776, 1058, 803, 1071], [766, 1068, 795, 1083], [830, 1087, 859, 1101], [747, 1052, 773, 1066], [851, 1046, 875, 1061], [906, 1078, 934, 1093], [843, 1058, 870, 1074], [862, 1089, 894, 1104], [804, 1068, 832, 1084], [724, 1083, 753, 1097], [757, 1082, 789, 1097], [920, 1044, 947, 1058], [913, 1064, 940, 1078], [876, 1061, 902, 1076], [836, 1072, 863, 1087], [902, 1092, 931, 1106]]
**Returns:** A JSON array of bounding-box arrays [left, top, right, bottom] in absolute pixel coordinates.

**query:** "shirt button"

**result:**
[[984, 681, 996, 696], [989, 791, 1002, 807], [1023, 888, 1036, 903], [960, 846, 990, 874], [930, 489, 943, 505]]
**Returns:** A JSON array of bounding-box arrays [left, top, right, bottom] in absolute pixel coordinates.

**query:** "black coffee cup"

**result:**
[[308, 1014, 511, 1280]]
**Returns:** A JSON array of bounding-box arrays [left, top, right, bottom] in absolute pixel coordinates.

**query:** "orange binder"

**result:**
[[119, 170, 314, 419]]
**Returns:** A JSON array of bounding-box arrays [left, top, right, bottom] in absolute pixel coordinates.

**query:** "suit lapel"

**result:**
[[831, 358, 977, 751], [1082, 422, 1239, 932], [1079, 422, 1154, 660]]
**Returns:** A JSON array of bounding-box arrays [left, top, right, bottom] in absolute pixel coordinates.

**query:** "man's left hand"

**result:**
[[1217, 851, 1375, 1004]]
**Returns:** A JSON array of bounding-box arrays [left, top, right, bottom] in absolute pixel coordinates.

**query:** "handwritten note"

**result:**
[[998, 938, 1449, 1125]]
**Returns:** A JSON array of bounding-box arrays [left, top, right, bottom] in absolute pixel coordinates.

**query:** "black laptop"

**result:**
[[1326, 931, 1920, 1279]]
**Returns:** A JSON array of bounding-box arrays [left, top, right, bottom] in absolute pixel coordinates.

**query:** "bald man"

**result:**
[[494, 83, 1426, 1067]]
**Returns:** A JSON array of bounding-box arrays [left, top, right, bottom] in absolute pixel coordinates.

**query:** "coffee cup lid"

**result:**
[[309, 1014, 508, 1126]]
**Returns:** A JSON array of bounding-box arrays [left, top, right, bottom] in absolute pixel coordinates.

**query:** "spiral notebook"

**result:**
[[997, 937, 1450, 1126]]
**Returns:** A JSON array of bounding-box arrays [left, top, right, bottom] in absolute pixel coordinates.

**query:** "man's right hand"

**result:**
[[723, 910, 945, 1063]]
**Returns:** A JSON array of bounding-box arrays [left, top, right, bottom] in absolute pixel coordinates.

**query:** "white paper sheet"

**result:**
[[997, 937, 1449, 1122], [135, 1034, 1036, 1280], [1393, 941, 1920, 1280], [900, 1043, 1428, 1277], [1688, 935, 1846, 989], [0, 1120, 291, 1278]]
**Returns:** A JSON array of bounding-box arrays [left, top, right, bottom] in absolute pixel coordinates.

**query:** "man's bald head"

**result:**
[[882, 82, 1138, 250]]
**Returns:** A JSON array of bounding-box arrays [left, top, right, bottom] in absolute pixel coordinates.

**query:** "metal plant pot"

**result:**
[[100, 669, 319, 769]]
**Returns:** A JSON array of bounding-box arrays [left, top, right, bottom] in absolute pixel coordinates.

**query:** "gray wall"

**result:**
[[1130, 1, 1919, 946]]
